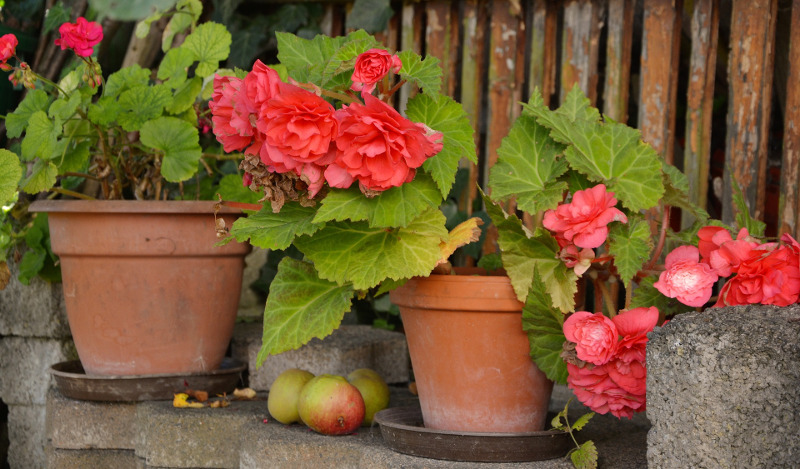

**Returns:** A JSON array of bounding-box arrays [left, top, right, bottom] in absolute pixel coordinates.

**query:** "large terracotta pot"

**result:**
[[29, 200, 250, 376], [390, 270, 553, 433]]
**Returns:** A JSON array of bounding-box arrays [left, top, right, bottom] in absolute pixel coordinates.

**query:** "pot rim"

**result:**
[[29, 199, 244, 215]]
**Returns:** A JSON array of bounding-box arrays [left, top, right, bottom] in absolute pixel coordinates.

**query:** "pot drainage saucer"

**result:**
[[374, 406, 572, 463], [50, 358, 246, 402]]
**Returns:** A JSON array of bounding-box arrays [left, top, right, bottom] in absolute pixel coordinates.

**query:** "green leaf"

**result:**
[[321, 32, 381, 86], [104, 64, 151, 98], [0, 150, 22, 206], [88, 0, 178, 21], [276, 32, 346, 83], [44, 3, 71, 34], [117, 84, 173, 131], [157, 47, 196, 84], [295, 208, 448, 290], [346, 0, 393, 33], [572, 412, 595, 432], [406, 93, 476, 197], [229, 203, 323, 250], [88, 96, 123, 126], [551, 399, 569, 430], [662, 162, 709, 221], [570, 440, 599, 469], [56, 141, 91, 175], [522, 268, 568, 384], [398, 50, 442, 95], [135, 10, 164, 38], [166, 76, 203, 114], [732, 178, 766, 237], [477, 252, 503, 271], [607, 215, 653, 286], [162, 0, 202, 51], [215, 173, 262, 205], [48, 93, 82, 122], [489, 113, 569, 214], [256, 257, 354, 363], [139, 117, 202, 182], [313, 187, 373, 225], [17, 248, 46, 286], [21, 112, 60, 161], [524, 86, 601, 144], [6, 89, 50, 138], [21, 161, 58, 194], [183, 22, 233, 77]]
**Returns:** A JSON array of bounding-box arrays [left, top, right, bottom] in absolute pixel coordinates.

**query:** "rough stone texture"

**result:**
[[0, 337, 77, 405], [7, 404, 46, 469], [231, 323, 410, 390], [47, 448, 137, 469], [647, 304, 800, 468], [47, 389, 138, 449], [0, 260, 69, 338], [135, 399, 267, 468]]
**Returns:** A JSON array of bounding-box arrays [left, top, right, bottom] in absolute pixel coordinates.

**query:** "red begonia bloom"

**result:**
[[350, 48, 402, 93], [654, 245, 719, 307], [209, 75, 253, 152], [612, 306, 659, 364], [697, 226, 760, 277], [559, 244, 595, 276], [566, 363, 646, 419], [54, 17, 103, 57], [329, 93, 442, 191], [563, 311, 618, 366], [542, 184, 628, 249], [715, 241, 800, 307], [0, 34, 17, 71]]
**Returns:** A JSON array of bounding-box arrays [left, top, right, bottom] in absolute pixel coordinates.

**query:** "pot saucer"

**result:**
[[374, 406, 572, 463], [50, 358, 246, 402]]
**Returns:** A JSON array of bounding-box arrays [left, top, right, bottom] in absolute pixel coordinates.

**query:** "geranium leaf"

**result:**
[[88, 96, 122, 126], [104, 64, 151, 98], [570, 440, 599, 469], [256, 258, 354, 363], [183, 22, 232, 78], [166, 76, 203, 114], [0, 150, 22, 206], [407, 93, 476, 197], [21, 160, 58, 194], [398, 50, 442, 95], [117, 84, 173, 132], [48, 93, 81, 122], [6, 89, 50, 139], [608, 215, 653, 286], [296, 208, 448, 290], [56, 141, 91, 174], [21, 111, 60, 161], [229, 203, 323, 250], [139, 116, 201, 182], [157, 47, 195, 84], [162, 0, 202, 51], [522, 268, 569, 384], [489, 113, 569, 214]]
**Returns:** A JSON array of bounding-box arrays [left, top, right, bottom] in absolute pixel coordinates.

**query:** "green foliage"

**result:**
[[0, 151, 23, 206], [139, 117, 202, 182], [629, 276, 694, 318], [6, 90, 50, 139], [551, 400, 597, 469], [571, 441, 599, 469], [183, 22, 232, 78], [228, 203, 324, 251], [521, 269, 568, 384], [607, 215, 653, 286], [732, 178, 766, 238], [88, 0, 178, 21], [398, 51, 442, 95]]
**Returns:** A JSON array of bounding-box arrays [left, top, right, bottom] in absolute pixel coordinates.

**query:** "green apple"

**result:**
[[297, 374, 365, 435], [347, 368, 390, 426], [267, 368, 314, 424]]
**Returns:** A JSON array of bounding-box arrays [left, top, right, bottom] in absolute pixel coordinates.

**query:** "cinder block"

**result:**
[[47, 389, 137, 450], [232, 323, 410, 391], [0, 337, 76, 405], [7, 404, 46, 469], [47, 447, 137, 469], [136, 399, 268, 468], [0, 260, 69, 338]]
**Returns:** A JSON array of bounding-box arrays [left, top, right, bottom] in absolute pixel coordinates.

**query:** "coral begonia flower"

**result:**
[[542, 184, 628, 249], [209, 75, 253, 152], [0, 34, 18, 71], [351, 48, 402, 93], [698, 226, 760, 277], [559, 244, 595, 276], [566, 363, 645, 419], [611, 306, 659, 364], [715, 243, 800, 307], [654, 245, 718, 307], [563, 311, 618, 366], [54, 17, 103, 57]]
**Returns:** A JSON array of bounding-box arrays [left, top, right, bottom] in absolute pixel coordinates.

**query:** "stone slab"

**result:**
[[7, 404, 46, 469], [47, 448, 137, 469], [0, 260, 70, 338], [231, 323, 410, 391], [136, 398, 268, 468], [0, 337, 77, 405], [647, 305, 800, 468], [47, 388, 137, 450]]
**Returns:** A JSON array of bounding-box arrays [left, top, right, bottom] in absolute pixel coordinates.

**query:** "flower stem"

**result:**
[[51, 188, 96, 200]]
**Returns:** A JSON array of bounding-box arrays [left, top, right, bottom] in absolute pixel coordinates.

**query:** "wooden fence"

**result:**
[[316, 0, 797, 239]]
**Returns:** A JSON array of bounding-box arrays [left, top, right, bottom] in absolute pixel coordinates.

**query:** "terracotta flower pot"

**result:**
[[390, 269, 553, 433], [30, 200, 250, 376]]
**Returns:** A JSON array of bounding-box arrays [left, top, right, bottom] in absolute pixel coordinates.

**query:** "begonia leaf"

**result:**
[[398, 50, 442, 95], [439, 217, 483, 264], [0, 150, 22, 206], [276, 32, 347, 83], [139, 117, 201, 182], [522, 268, 568, 384], [321, 31, 380, 86], [662, 162, 709, 221], [257, 257, 354, 363], [607, 215, 653, 286], [183, 22, 231, 78], [228, 203, 323, 251]]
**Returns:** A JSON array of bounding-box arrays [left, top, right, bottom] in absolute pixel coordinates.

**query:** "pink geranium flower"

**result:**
[[54, 17, 103, 57], [0, 34, 17, 71], [563, 311, 618, 366], [351, 48, 402, 93], [654, 245, 719, 307], [542, 184, 628, 249]]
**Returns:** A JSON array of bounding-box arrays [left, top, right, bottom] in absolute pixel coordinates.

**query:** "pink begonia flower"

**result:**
[[611, 306, 659, 364], [324, 164, 355, 189], [606, 358, 647, 396], [209, 75, 253, 152], [715, 240, 800, 307], [298, 163, 326, 199], [697, 225, 729, 262], [0, 34, 17, 71], [654, 245, 719, 307], [350, 48, 402, 94], [566, 363, 646, 419], [563, 311, 618, 366], [54, 17, 103, 57], [698, 226, 761, 277], [559, 244, 595, 276], [542, 184, 628, 249]]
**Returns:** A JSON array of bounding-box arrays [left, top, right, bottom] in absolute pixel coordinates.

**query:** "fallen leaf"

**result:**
[[173, 393, 205, 408], [209, 399, 230, 408], [233, 388, 257, 399], [187, 389, 209, 402], [408, 382, 418, 395]]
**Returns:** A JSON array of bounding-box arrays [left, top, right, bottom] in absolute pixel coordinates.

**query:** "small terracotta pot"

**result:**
[[390, 269, 554, 433], [30, 200, 250, 376]]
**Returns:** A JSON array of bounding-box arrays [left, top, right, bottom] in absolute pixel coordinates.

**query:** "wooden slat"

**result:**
[[681, 0, 719, 228], [425, 0, 459, 97], [602, 0, 635, 122], [723, 0, 778, 224], [780, 0, 800, 238], [398, 1, 423, 114], [529, 0, 559, 106], [560, 0, 604, 105], [638, 0, 682, 162]]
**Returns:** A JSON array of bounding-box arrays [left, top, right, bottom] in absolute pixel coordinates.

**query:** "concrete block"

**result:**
[[7, 404, 46, 469], [232, 323, 409, 391], [0, 337, 77, 405], [47, 389, 137, 450], [136, 399, 268, 468], [0, 260, 69, 338], [47, 448, 137, 469], [647, 305, 800, 468]]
